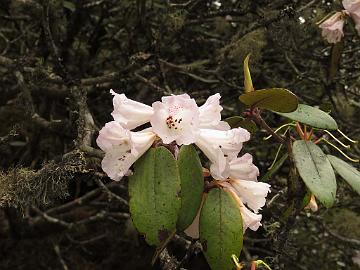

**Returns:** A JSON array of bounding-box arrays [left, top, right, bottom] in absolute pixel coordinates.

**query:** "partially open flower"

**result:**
[[111, 90, 154, 130], [227, 187, 263, 232], [343, 0, 360, 35], [151, 94, 200, 145], [96, 121, 156, 181], [305, 194, 319, 212], [319, 12, 346, 43]]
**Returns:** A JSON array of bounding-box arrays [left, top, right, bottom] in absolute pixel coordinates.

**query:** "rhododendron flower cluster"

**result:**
[[97, 90, 270, 232], [319, 0, 360, 43]]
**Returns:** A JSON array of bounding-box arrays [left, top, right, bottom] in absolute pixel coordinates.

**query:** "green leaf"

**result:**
[[276, 104, 338, 130], [293, 140, 337, 208], [224, 116, 258, 134], [200, 188, 243, 270], [260, 153, 288, 182], [129, 147, 181, 246], [243, 54, 254, 93], [327, 155, 360, 195], [177, 145, 204, 231], [63, 1, 76, 12], [239, 88, 298, 113]]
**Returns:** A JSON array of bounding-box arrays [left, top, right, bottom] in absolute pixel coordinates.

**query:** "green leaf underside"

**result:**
[[200, 189, 243, 270], [244, 54, 254, 93], [327, 155, 360, 195], [260, 153, 288, 182], [177, 145, 204, 231], [224, 116, 258, 134], [239, 88, 298, 113], [276, 104, 338, 130], [293, 140, 337, 208], [129, 147, 181, 246]]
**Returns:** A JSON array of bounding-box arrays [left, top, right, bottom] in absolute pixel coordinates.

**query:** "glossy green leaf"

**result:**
[[260, 153, 288, 182], [177, 145, 204, 231], [129, 147, 181, 246], [224, 116, 258, 134], [276, 104, 338, 130], [293, 140, 337, 208], [243, 54, 254, 93], [200, 188, 243, 270], [239, 88, 298, 113], [327, 155, 360, 195]]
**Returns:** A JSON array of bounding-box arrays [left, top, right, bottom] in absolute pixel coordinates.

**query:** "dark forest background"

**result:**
[[0, 0, 359, 269]]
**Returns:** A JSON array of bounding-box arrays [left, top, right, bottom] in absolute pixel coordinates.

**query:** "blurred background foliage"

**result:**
[[0, 0, 359, 269]]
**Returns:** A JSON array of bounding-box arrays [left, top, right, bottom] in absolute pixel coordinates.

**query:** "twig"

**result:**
[[94, 178, 128, 206], [53, 244, 69, 270]]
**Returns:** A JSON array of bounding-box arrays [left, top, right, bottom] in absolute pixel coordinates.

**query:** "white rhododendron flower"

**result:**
[[97, 121, 156, 181], [151, 94, 200, 145], [319, 12, 346, 43], [97, 90, 271, 235], [111, 90, 154, 130], [343, 0, 360, 34]]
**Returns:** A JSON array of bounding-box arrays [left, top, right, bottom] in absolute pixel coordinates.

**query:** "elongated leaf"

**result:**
[[327, 155, 360, 195], [129, 147, 181, 246], [177, 145, 204, 231], [293, 140, 337, 208], [244, 54, 254, 93], [260, 153, 288, 182], [276, 104, 338, 130], [239, 88, 298, 113], [224, 116, 258, 134], [200, 188, 243, 270], [63, 1, 76, 12]]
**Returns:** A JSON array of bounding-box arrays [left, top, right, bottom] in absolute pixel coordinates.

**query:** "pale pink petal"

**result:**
[[110, 90, 153, 130], [198, 128, 250, 159], [239, 202, 262, 231], [101, 145, 136, 181], [195, 135, 227, 179], [96, 121, 131, 152], [228, 153, 260, 181], [150, 94, 200, 145], [199, 93, 223, 129], [184, 194, 206, 239], [319, 12, 345, 43], [226, 187, 262, 232], [130, 130, 157, 156], [212, 121, 231, 131], [230, 179, 271, 213], [351, 13, 360, 35], [343, 0, 360, 15], [98, 124, 156, 181], [196, 128, 250, 179]]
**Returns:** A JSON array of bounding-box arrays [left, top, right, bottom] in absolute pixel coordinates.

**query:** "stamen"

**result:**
[[231, 255, 242, 269], [268, 144, 283, 170], [320, 138, 359, 163], [337, 129, 358, 144], [264, 123, 296, 140], [323, 130, 350, 149]]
